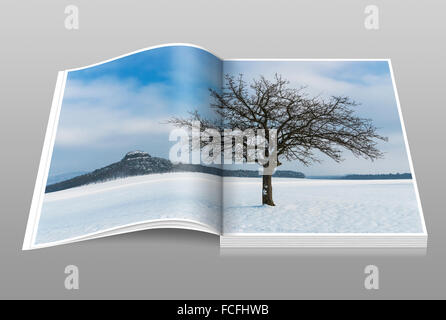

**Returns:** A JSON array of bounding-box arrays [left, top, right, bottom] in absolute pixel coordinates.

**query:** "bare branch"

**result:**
[[167, 74, 387, 168]]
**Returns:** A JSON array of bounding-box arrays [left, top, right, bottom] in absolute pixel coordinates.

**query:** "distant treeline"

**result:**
[[341, 173, 412, 180], [174, 164, 305, 179]]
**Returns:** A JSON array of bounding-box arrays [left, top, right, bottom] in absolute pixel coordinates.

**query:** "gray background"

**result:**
[[0, 0, 444, 299]]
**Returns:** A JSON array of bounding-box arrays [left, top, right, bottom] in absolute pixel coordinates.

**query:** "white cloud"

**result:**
[[223, 61, 411, 175], [224, 61, 398, 127], [55, 78, 176, 147]]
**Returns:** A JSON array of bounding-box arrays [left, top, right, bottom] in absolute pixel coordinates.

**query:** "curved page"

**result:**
[[23, 44, 223, 249]]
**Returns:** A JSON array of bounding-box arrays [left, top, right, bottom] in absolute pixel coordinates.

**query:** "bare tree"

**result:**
[[168, 74, 387, 206]]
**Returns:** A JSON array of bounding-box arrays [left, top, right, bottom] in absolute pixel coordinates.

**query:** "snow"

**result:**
[[125, 151, 147, 156], [35, 173, 222, 244], [223, 178, 424, 234], [35, 173, 424, 245]]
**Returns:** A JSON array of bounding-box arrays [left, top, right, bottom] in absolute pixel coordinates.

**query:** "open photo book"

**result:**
[[23, 44, 427, 250]]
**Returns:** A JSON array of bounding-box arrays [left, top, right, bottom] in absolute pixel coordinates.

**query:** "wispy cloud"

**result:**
[[55, 78, 177, 148], [50, 55, 410, 176], [224, 61, 398, 128], [224, 61, 410, 175], [49, 46, 221, 175]]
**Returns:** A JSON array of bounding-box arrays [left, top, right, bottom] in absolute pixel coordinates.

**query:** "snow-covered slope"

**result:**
[[34, 173, 424, 248], [36, 172, 222, 245]]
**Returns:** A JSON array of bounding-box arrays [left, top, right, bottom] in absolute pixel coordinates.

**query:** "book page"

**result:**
[[218, 59, 426, 243], [23, 44, 224, 249]]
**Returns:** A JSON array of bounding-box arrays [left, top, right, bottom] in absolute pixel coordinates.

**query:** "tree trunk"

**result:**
[[262, 174, 275, 206]]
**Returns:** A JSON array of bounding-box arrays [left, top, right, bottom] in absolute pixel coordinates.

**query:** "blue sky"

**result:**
[[48, 46, 222, 176], [48, 45, 410, 178], [223, 60, 410, 176]]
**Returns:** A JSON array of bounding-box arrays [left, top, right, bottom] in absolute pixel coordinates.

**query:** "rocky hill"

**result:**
[[45, 151, 305, 193], [46, 151, 172, 193]]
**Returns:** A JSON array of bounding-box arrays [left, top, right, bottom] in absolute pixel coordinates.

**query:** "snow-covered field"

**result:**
[[223, 178, 424, 234], [35, 173, 222, 244], [35, 173, 424, 245]]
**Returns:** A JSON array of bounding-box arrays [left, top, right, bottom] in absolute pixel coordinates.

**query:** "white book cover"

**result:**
[[22, 44, 427, 250]]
